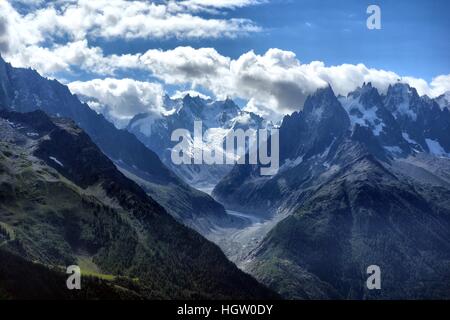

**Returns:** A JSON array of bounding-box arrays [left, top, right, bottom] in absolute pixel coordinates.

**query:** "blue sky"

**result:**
[[250, 0, 449, 80], [96, 0, 450, 81], [1, 0, 449, 124]]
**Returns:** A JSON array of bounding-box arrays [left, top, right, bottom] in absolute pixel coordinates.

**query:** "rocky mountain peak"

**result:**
[[278, 86, 350, 163], [435, 91, 450, 110], [303, 85, 335, 110], [349, 82, 382, 107], [386, 82, 419, 104]]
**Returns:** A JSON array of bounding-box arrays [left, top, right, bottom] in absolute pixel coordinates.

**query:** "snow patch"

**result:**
[[278, 156, 303, 173], [320, 138, 335, 158], [425, 139, 450, 158], [384, 146, 403, 155], [435, 91, 450, 110], [130, 114, 159, 137], [402, 132, 417, 145], [339, 96, 384, 136], [5, 120, 16, 127], [231, 112, 251, 125], [392, 85, 417, 120], [49, 156, 64, 167]]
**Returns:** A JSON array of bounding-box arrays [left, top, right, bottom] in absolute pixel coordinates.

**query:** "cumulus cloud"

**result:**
[[171, 90, 212, 100], [0, 14, 9, 53], [67, 46, 450, 123], [1, 0, 260, 45], [0, 0, 260, 75], [136, 47, 450, 119], [429, 75, 450, 97], [177, 0, 264, 12], [68, 78, 165, 128], [140, 46, 231, 87], [0, 1, 42, 54], [2, 1, 449, 123], [24, 43, 450, 123]]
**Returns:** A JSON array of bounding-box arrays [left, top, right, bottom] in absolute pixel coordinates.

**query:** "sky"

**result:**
[[0, 0, 449, 125]]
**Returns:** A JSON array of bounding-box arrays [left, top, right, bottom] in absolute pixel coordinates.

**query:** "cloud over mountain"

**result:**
[[68, 78, 165, 128], [60, 46, 450, 123], [1, 0, 449, 122], [71, 47, 450, 121]]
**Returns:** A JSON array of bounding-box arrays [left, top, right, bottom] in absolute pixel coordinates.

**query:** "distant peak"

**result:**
[[387, 82, 419, 99], [222, 97, 239, 109], [349, 82, 380, 101], [183, 93, 194, 100], [388, 82, 411, 92], [312, 84, 336, 98], [182, 93, 204, 103], [0, 53, 7, 66], [302, 84, 344, 118], [362, 82, 373, 88]]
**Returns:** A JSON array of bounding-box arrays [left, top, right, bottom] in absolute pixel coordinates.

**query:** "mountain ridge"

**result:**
[[0, 109, 278, 299], [126, 93, 271, 189], [0, 56, 231, 232], [210, 84, 450, 299]]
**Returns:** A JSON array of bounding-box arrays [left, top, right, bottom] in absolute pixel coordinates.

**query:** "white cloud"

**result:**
[[177, 0, 264, 12], [180, 0, 262, 8], [140, 46, 231, 87], [17, 42, 450, 123], [0, 1, 42, 54], [5, 39, 141, 75], [68, 78, 165, 128], [2, 1, 449, 122], [429, 75, 450, 97], [1, 0, 260, 75], [136, 47, 450, 119], [171, 90, 212, 100], [2, 0, 260, 46]]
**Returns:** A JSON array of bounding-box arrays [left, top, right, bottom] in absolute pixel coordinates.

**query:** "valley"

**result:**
[[185, 83, 450, 299], [0, 110, 278, 299], [1, 52, 450, 300], [205, 209, 286, 268]]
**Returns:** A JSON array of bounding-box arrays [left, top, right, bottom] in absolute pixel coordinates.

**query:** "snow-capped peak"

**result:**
[[385, 83, 418, 120], [435, 91, 450, 110], [339, 84, 385, 136]]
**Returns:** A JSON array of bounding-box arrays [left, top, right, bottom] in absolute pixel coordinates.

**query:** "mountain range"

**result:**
[[1, 51, 450, 300], [127, 94, 271, 190], [212, 84, 450, 299], [0, 109, 276, 299], [0, 54, 236, 233]]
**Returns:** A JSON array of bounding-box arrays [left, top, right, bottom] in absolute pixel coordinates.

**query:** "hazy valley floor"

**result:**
[[197, 187, 288, 271]]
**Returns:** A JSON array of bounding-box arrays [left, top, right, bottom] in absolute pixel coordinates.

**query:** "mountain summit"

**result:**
[[212, 84, 450, 299], [127, 93, 271, 189]]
